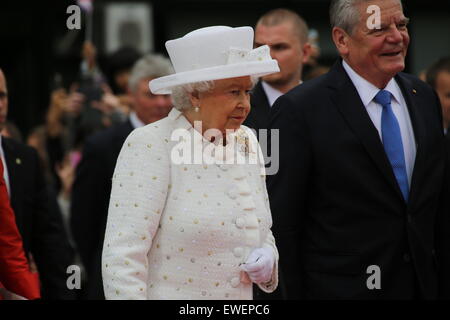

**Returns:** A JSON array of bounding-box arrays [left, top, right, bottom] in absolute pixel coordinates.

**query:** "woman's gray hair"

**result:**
[[170, 76, 259, 112], [329, 0, 402, 35], [128, 54, 174, 93]]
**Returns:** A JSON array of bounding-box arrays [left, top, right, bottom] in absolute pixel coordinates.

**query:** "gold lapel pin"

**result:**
[[16, 158, 21, 165], [412, 89, 417, 94]]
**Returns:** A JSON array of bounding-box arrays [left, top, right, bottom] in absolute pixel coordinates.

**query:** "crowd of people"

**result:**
[[1, 0, 450, 300]]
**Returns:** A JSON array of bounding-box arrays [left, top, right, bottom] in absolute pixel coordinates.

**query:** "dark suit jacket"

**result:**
[[244, 81, 271, 134], [2, 137, 75, 299], [267, 60, 450, 299], [243, 81, 288, 300], [71, 119, 133, 299]]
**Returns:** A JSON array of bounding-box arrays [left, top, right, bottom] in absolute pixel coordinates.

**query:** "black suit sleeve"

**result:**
[[266, 93, 312, 299], [28, 149, 76, 299]]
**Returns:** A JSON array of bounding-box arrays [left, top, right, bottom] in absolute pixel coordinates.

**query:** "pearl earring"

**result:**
[[194, 106, 199, 112]]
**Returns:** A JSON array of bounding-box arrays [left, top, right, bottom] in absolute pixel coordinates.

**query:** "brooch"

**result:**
[[235, 129, 255, 155]]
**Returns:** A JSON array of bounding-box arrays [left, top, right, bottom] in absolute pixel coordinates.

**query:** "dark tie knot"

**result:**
[[374, 89, 392, 107]]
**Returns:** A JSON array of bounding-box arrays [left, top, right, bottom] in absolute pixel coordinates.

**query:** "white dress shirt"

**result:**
[[0, 135, 11, 197], [129, 111, 145, 129], [261, 81, 284, 107], [261, 81, 303, 107], [342, 60, 416, 186]]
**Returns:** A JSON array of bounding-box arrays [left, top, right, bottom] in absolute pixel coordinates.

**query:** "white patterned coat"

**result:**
[[102, 108, 278, 300]]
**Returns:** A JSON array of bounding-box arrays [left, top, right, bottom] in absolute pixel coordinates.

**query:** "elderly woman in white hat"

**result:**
[[102, 26, 280, 300]]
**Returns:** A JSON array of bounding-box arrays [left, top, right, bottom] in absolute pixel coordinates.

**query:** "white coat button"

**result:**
[[233, 247, 244, 258], [227, 189, 237, 199], [235, 217, 246, 229], [230, 277, 240, 288]]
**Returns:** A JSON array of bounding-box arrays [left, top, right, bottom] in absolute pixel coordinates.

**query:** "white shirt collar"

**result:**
[[0, 134, 5, 160], [342, 60, 403, 107], [261, 80, 303, 107], [261, 81, 284, 107], [0, 134, 11, 197], [129, 111, 145, 129], [261, 80, 303, 106]]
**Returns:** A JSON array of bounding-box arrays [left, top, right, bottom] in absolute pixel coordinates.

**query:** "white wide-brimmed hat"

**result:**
[[149, 26, 279, 94]]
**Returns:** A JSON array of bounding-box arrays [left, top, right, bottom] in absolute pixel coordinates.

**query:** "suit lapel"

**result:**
[[395, 73, 427, 207], [328, 61, 405, 202]]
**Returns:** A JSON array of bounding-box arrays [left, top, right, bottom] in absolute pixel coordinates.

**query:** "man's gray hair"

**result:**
[[171, 76, 259, 112], [128, 54, 174, 92], [329, 0, 402, 35]]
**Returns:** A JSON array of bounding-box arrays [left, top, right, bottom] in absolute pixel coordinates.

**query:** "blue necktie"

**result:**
[[374, 90, 409, 202]]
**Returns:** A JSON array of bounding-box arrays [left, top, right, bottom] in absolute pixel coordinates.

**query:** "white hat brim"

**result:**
[[149, 60, 280, 94]]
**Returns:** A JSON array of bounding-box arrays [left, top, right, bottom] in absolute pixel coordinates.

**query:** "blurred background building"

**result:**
[[0, 0, 449, 136]]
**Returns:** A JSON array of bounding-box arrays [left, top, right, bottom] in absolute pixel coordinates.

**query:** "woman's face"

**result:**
[[190, 76, 253, 135]]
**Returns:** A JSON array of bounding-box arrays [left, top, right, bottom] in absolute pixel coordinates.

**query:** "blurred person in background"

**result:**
[[26, 90, 85, 299], [27, 86, 83, 191], [1, 121, 23, 143], [71, 54, 173, 299], [303, 29, 330, 81], [426, 57, 450, 137], [0, 68, 76, 299], [105, 46, 141, 110], [243, 8, 311, 137], [76, 41, 131, 139]]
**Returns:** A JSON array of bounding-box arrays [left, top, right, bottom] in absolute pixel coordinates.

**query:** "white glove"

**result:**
[[240, 247, 275, 284]]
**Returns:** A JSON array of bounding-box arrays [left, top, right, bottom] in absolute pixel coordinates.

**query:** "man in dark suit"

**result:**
[[267, 0, 450, 299], [244, 8, 311, 134], [244, 9, 312, 300], [70, 54, 173, 299], [0, 68, 75, 299]]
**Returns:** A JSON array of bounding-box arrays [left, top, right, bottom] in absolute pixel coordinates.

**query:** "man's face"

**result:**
[[338, 0, 410, 87], [255, 22, 308, 86], [435, 71, 450, 128], [132, 77, 172, 125], [0, 70, 8, 131]]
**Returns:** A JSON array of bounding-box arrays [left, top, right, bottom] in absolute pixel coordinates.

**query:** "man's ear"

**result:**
[[332, 27, 350, 56], [301, 42, 313, 64]]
